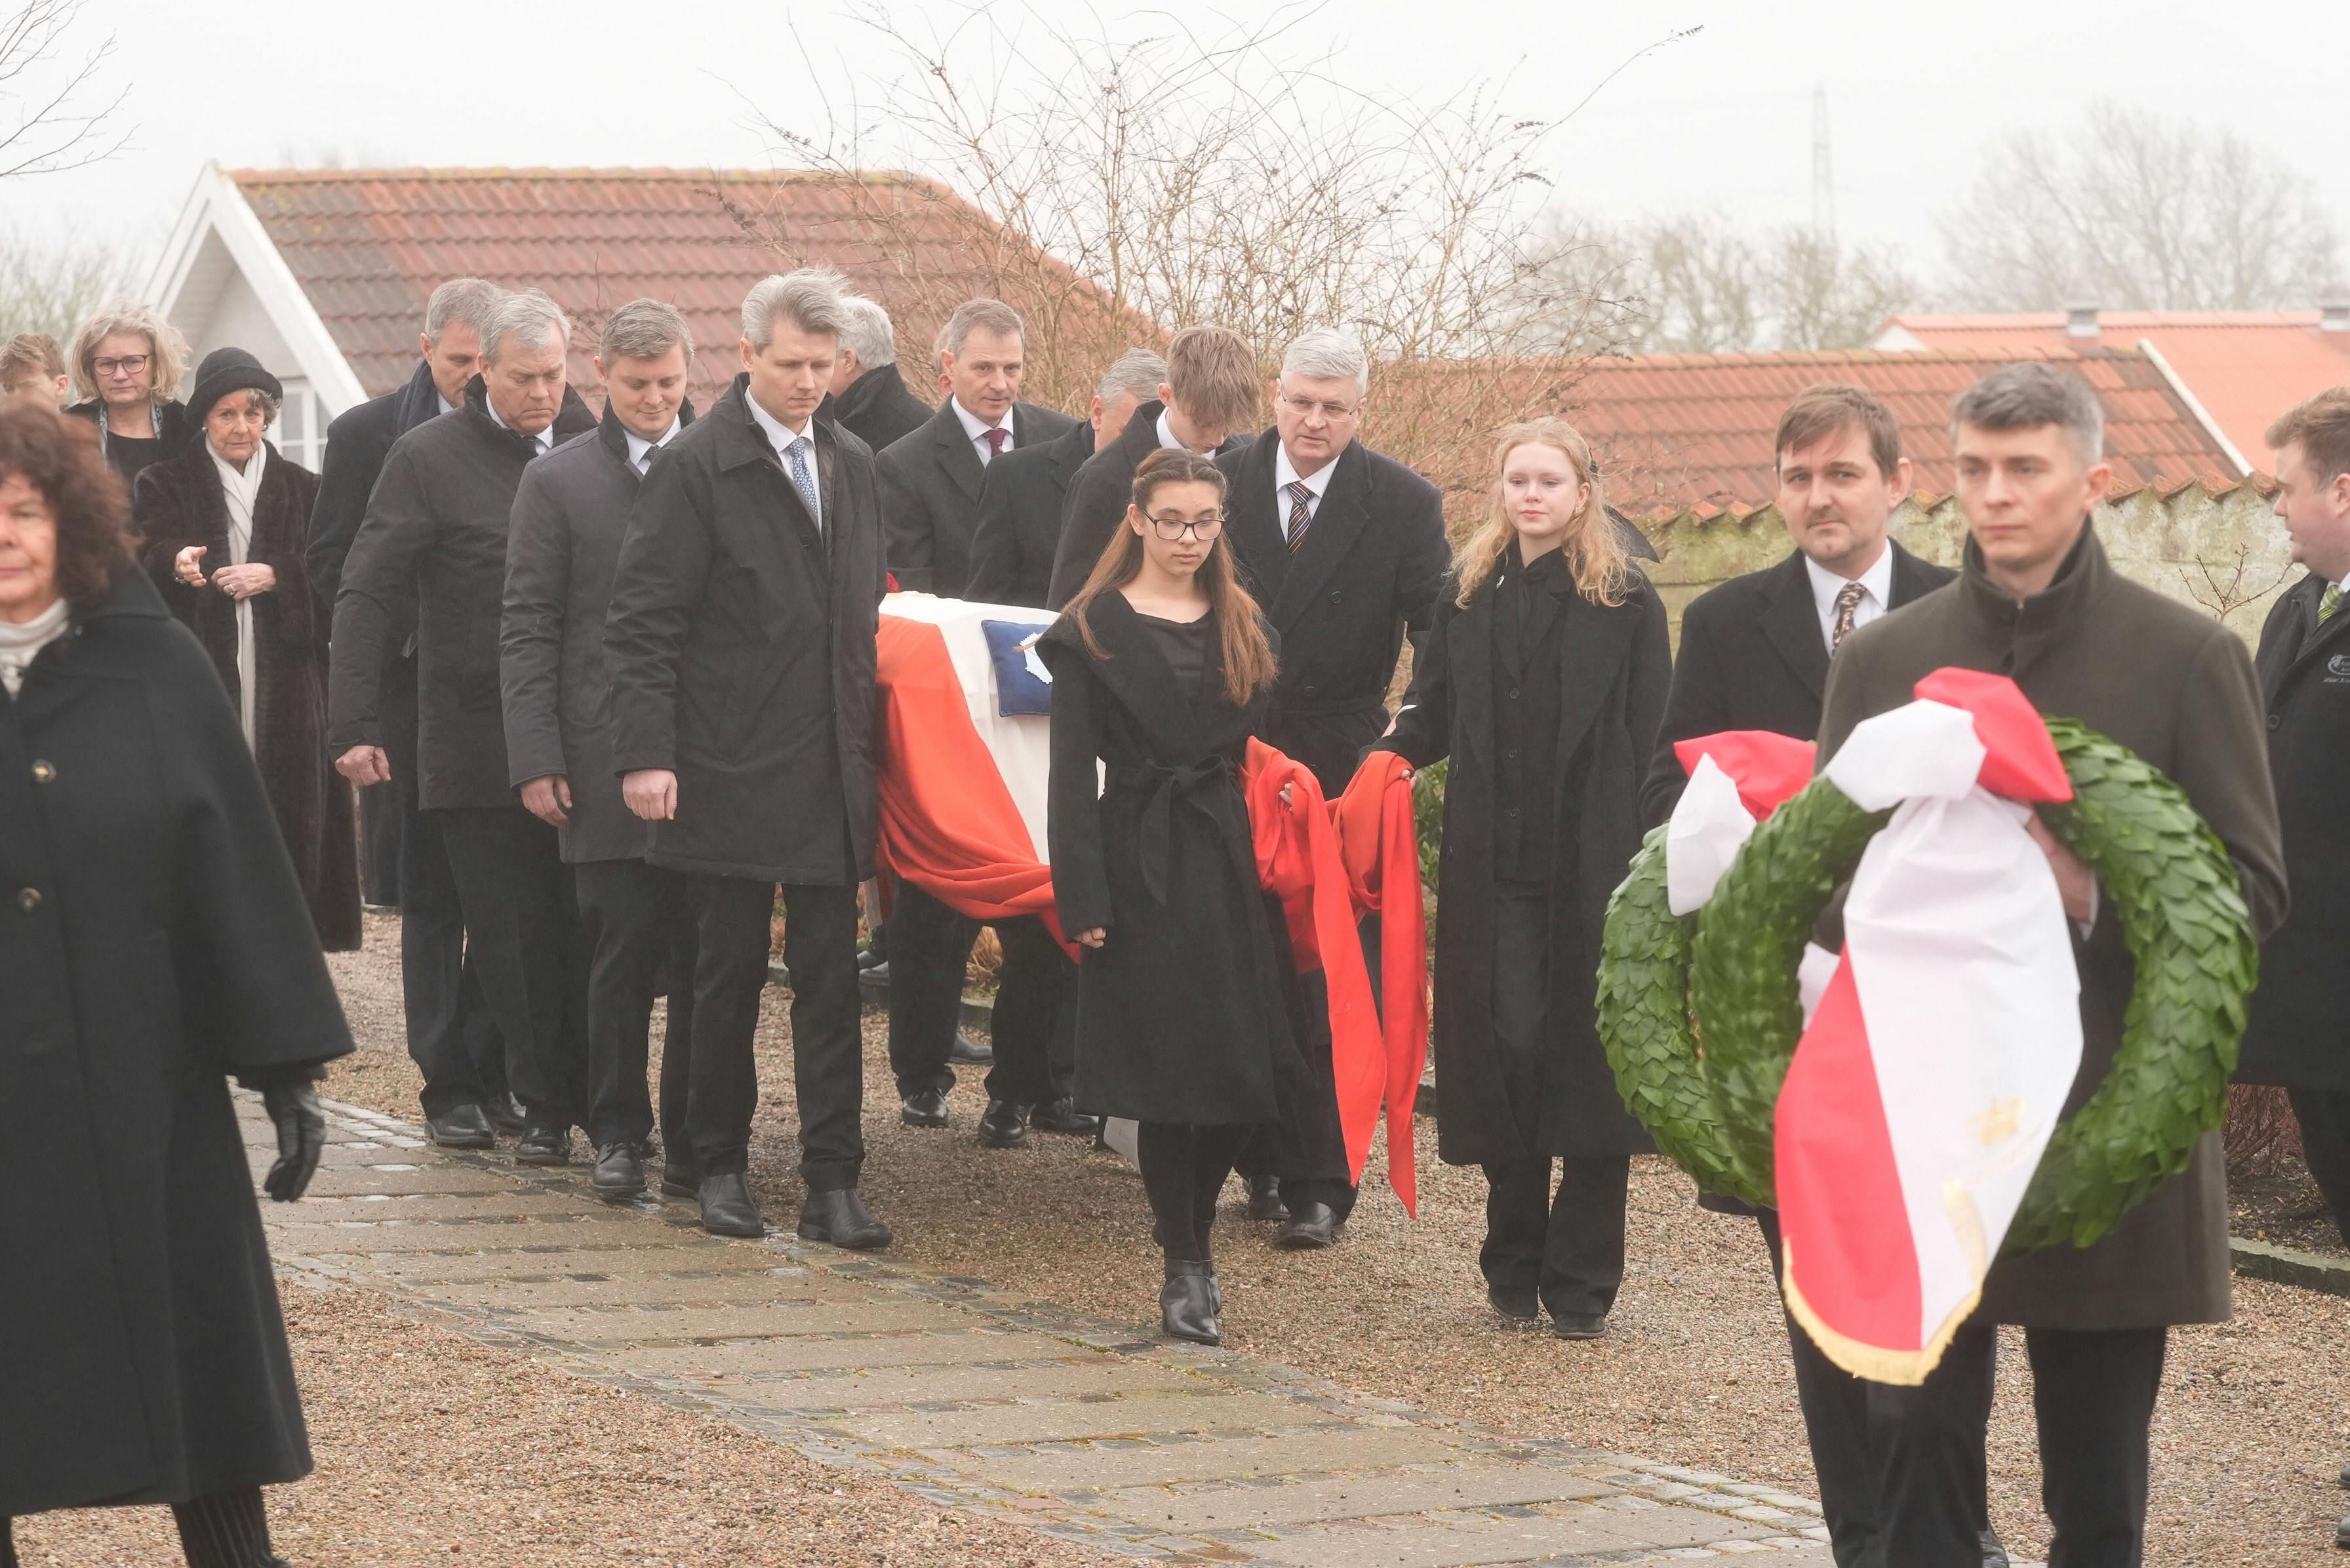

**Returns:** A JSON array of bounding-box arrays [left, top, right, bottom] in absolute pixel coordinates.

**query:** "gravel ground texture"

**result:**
[[304, 914, 2350, 1564], [2233, 1163, 2350, 1261], [13, 1281, 1115, 1568]]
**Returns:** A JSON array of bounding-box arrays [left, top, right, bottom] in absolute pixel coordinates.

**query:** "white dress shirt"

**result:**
[[1273, 444, 1337, 544], [746, 394, 822, 532], [1804, 544, 1896, 652], [438, 390, 459, 417], [623, 416, 682, 475], [949, 397, 1013, 465], [485, 397, 557, 454]]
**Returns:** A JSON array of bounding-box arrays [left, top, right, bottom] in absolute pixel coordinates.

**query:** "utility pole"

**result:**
[[1811, 83, 1836, 243]]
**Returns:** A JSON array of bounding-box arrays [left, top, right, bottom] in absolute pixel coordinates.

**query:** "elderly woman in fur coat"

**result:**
[[137, 347, 359, 950]]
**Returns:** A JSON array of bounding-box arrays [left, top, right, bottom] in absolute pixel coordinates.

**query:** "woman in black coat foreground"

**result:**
[[136, 347, 360, 951], [1374, 418, 1671, 1342], [0, 403, 349, 1568], [1041, 448, 1300, 1345]]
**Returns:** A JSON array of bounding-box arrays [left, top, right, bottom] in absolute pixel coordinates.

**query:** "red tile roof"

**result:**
[[1550, 347, 2237, 519], [229, 167, 1060, 402], [1879, 311, 2350, 469]]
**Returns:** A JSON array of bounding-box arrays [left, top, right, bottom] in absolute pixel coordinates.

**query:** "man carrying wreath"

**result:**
[[1814, 362, 2287, 1567]]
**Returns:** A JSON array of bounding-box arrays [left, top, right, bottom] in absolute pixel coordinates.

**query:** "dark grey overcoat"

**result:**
[[1820, 525, 2288, 1327], [0, 566, 352, 1517], [1376, 560, 1673, 1165], [877, 398, 1077, 596]]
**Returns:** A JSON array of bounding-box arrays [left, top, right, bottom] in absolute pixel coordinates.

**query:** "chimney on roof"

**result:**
[[2322, 290, 2350, 333], [2065, 301, 2101, 339]]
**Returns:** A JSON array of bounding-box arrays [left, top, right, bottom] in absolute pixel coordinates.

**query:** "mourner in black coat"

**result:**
[[826, 357, 933, 456], [1375, 423, 1671, 1339], [966, 418, 1096, 609], [329, 362, 599, 1149], [65, 395, 193, 489], [1047, 399, 1254, 610], [605, 342, 890, 1246], [136, 415, 361, 952], [879, 397, 1077, 595], [1, 409, 346, 1563]]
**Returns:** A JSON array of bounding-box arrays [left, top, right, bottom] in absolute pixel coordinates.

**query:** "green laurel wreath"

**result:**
[[1599, 718, 2258, 1255]]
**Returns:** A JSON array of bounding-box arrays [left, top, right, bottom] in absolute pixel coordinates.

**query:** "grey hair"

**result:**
[[741, 268, 852, 351], [1280, 327, 1369, 397], [214, 387, 281, 427], [1095, 347, 1167, 404], [483, 288, 571, 364], [837, 296, 897, 368], [1950, 362, 2106, 465], [936, 298, 1024, 358], [424, 277, 504, 345], [599, 298, 694, 366]]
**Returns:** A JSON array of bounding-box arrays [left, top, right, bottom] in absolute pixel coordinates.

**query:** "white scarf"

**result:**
[[0, 598, 71, 696], [211, 439, 268, 747]]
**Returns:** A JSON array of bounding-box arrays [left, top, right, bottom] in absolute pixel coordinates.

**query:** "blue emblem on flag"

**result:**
[[982, 619, 1056, 716]]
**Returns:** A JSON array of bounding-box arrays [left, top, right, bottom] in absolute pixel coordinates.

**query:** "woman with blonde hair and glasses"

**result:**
[[1040, 446, 1309, 1347], [1374, 418, 1671, 1342], [66, 300, 193, 487]]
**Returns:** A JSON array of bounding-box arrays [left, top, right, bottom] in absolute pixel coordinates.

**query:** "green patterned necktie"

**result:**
[[2321, 583, 2343, 625]]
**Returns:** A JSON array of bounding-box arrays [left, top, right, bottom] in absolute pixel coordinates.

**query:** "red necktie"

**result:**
[[984, 427, 1008, 461]]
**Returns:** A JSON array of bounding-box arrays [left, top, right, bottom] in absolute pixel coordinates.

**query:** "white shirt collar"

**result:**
[[1273, 442, 1336, 500], [485, 396, 555, 452], [949, 395, 1012, 455], [1804, 543, 1897, 650], [623, 415, 681, 472], [745, 392, 814, 454], [437, 391, 459, 417], [1155, 407, 1188, 452]]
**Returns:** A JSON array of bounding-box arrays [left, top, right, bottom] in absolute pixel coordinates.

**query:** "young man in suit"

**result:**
[[826, 295, 932, 456], [2237, 386, 2350, 1553], [967, 347, 1166, 610], [1645, 382, 1967, 1568]]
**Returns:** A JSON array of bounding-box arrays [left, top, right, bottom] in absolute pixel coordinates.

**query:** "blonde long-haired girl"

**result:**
[[1371, 416, 1671, 1339]]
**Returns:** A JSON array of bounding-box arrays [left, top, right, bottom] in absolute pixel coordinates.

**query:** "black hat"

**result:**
[[188, 347, 283, 421]]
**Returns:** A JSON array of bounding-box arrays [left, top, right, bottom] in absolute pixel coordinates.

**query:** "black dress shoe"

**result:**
[[697, 1173, 765, 1238], [484, 1091, 528, 1134], [1274, 1201, 1341, 1249], [515, 1126, 572, 1166], [799, 1187, 892, 1249], [2334, 1510, 2348, 1550], [1245, 1173, 1288, 1223], [425, 1103, 496, 1150], [1550, 1312, 1608, 1340], [660, 1166, 702, 1200], [1031, 1097, 1102, 1137], [1487, 1284, 1540, 1322], [857, 943, 888, 971], [1980, 1529, 2011, 1567], [591, 1143, 647, 1199], [948, 1030, 994, 1065], [900, 1088, 951, 1127], [1160, 1259, 1220, 1344], [978, 1099, 1031, 1148], [862, 959, 890, 984], [2340, 1460, 2350, 1490]]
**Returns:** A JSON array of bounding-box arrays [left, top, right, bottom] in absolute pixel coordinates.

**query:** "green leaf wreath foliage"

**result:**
[[1597, 719, 2257, 1255]]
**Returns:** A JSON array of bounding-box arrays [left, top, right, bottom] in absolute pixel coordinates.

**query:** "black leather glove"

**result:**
[[262, 1082, 327, 1202]]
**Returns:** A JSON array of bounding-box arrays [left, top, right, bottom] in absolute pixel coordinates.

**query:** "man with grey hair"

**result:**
[[329, 285, 598, 1159], [824, 294, 932, 455], [501, 298, 700, 1202], [1816, 360, 2288, 1566], [606, 269, 893, 1248]]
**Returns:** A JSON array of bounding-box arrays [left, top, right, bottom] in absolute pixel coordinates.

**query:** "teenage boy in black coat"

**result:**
[[605, 271, 892, 1249]]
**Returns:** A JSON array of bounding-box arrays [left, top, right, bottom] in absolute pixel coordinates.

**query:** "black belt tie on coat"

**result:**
[[1117, 756, 1237, 905]]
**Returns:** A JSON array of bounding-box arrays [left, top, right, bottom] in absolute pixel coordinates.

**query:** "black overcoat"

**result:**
[[1376, 561, 1673, 1165], [1221, 435, 1452, 796], [966, 419, 1096, 609], [2238, 570, 2350, 1092], [0, 566, 353, 1518], [66, 397, 194, 488], [1040, 596, 1300, 1124], [1642, 542, 1955, 823], [134, 440, 361, 950], [304, 359, 445, 610], [878, 399, 1077, 595], [826, 361, 934, 456], [605, 375, 886, 886], [1045, 403, 1252, 610]]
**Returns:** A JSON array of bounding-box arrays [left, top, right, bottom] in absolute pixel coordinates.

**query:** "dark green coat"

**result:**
[[1820, 525, 2286, 1328], [0, 566, 352, 1515]]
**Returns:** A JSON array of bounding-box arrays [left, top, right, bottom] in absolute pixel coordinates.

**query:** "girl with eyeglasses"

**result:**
[[1040, 446, 1307, 1345]]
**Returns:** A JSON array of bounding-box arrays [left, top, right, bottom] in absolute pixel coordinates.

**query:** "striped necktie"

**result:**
[[1285, 481, 1315, 553]]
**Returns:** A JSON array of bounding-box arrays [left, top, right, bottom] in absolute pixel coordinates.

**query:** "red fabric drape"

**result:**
[[1334, 751, 1429, 1216]]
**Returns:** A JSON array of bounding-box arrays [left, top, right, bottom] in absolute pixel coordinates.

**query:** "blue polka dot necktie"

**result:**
[[786, 435, 820, 526]]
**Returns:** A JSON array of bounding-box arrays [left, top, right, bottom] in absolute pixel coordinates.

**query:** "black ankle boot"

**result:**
[[1160, 1258, 1220, 1344]]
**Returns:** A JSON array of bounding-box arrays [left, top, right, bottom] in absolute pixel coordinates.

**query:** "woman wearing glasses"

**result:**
[[1041, 447, 1301, 1346], [1374, 419, 1671, 1343], [66, 302, 194, 488]]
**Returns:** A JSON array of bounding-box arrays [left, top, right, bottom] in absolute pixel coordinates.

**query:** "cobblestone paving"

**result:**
[[247, 1093, 1837, 1567]]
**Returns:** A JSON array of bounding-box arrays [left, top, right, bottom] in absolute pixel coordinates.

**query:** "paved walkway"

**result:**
[[247, 1093, 1837, 1567]]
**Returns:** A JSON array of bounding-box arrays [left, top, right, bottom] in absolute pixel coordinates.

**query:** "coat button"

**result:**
[[1506, 747, 1520, 759], [1329, 589, 1342, 604], [1507, 687, 1521, 700], [2267, 713, 2282, 730], [30, 759, 55, 783], [16, 887, 41, 912]]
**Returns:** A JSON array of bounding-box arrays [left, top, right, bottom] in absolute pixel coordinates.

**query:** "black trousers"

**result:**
[[887, 884, 1073, 1106], [1871, 1321, 2166, 1568], [681, 875, 866, 1191], [2289, 1086, 2350, 1239], [5, 1487, 279, 1568], [1479, 1156, 1629, 1319], [437, 807, 588, 1131], [885, 882, 976, 1096], [1138, 1121, 1250, 1261], [574, 857, 697, 1152]]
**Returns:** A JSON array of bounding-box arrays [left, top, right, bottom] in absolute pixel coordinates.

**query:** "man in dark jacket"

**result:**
[[330, 288, 599, 1162], [605, 269, 892, 1249], [1819, 363, 2288, 1568], [1046, 324, 1262, 610], [1218, 328, 1451, 1247], [501, 299, 700, 1204], [1644, 383, 1966, 1568], [306, 277, 511, 1145], [968, 347, 1166, 610], [824, 294, 933, 455]]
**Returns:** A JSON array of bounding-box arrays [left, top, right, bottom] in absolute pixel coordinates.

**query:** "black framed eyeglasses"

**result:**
[[94, 355, 151, 377], [1147, 513, 1224, 541]]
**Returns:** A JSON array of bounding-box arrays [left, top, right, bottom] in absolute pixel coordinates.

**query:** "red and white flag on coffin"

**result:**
[[1777, 669, 2081, 1385]]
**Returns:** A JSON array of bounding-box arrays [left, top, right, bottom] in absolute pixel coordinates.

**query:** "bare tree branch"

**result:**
[[0, 0, 132, 182]]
